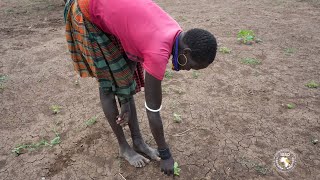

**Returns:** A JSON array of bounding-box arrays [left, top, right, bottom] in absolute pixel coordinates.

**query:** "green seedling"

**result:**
[[305, 81, 319, 88], [173, 113, 182, 123], [0, 75, 8, 91], [50, 105, 62, 114], [165, 70, 173, 79], [287, 103, 295, 109], [85, 116, 97, 126], [174, 162, 181, 176], [254, 165, 268, 175], [284, 48, 295, 55], [219, 47, 232, 54], [239, 157, 269, 175], [237, 30, 255, 44], [192, 71, 200, 79], [50, 136, 61, 146], [12, 144, 30, 156], [12, 132, 60, 156], [241, 58, 261, 65]]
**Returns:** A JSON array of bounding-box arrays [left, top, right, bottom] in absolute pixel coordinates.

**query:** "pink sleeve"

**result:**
[[143, 53, 169, 81]]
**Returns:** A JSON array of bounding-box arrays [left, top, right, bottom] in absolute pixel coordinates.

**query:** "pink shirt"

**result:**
[[90, 0, 182, 80]]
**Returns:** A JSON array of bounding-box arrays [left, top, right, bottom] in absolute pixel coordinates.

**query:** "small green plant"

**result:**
[[165, 70, 173, 79], [0, 75, 8, 91], [192, 71, 200, 79], [173, 113, 182, 123], [12, 131, 60, 156], [287, 103, 295, 109], [219, 47, 232, 54], [239, 157, 269, 175], [237, 30, 255, 44], [85, 116, 97, 126], [284, 48, 295, 55], [254, 165, 268, 175], [12, 144, 30, 156], [305, 81, 319, 88], [174, 162, 181, 176], [241, 58, 261, 65], [50, 105, 62, 114], [50, 136, 61, 146]]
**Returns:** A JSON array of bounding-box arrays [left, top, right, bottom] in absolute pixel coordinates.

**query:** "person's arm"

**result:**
[[145, 72, 174, 176]]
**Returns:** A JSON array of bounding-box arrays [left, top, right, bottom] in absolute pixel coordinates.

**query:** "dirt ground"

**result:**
[[0, 0, 319, 179]]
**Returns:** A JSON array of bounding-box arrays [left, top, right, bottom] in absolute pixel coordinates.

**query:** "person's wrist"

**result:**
[[158, 148, 171, 160]]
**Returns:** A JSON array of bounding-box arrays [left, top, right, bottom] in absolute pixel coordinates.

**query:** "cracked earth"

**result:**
[[0, 0, 319, 179]]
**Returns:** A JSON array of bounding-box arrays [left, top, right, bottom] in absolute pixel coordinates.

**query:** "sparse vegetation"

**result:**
[[0, 75, 8, 92], [287, 103, 295, 109], [173, 113, 182, 123], [165, 70, 173, 79], [305, 81, 319, 88], [239, 157, 269, 175], [192, 71, 200, 79], [85, 116, 97, 126], [12, 131, 61, 156], [241, 58, 261, 65], [237, 30, 255, 45], [284, 48, 295, 56], [50, 105, 62, 114], [219, 47, 232, 54]]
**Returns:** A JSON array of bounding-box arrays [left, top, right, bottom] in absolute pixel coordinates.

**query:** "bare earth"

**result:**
[[0, 0, 319, 179]]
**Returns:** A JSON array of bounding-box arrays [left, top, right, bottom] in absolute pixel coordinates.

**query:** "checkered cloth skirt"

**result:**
[[64, 0, 144, 104]]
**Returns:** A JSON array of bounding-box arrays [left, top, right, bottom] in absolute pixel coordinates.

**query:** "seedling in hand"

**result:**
[[174, 162, 181, 176]]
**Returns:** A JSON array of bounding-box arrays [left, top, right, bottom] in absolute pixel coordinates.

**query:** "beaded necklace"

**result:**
[[171, 33, 181, 71]]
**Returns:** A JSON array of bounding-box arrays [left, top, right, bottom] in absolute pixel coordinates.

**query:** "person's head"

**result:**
[[177, 28, 217, 71]]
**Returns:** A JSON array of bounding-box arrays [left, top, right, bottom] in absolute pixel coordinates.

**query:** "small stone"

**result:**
[[312, 139, 318, 145]]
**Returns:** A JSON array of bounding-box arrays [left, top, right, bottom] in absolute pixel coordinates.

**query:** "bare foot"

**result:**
[[120, 145, 150, 168], [133, 139, 160, 161]]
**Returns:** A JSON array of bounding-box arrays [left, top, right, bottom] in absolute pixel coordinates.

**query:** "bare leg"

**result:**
[[128, 97, 160, 161], [99, 88, 149, 167]]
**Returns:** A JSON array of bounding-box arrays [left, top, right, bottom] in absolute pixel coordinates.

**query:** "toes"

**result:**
[[134, 162, 140, 168], [140, 160, 145, 167], [153, 156, 161, 161], [142, 157, 150, 164]]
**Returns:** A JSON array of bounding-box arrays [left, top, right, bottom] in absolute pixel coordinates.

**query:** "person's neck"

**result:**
[[172, 31, 183, 56]]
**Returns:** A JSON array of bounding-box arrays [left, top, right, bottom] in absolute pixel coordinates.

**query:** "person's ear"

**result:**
[[182, 48, 191, 55]]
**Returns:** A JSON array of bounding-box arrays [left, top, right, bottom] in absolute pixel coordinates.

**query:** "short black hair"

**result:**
[[183, 28, 217, 64]]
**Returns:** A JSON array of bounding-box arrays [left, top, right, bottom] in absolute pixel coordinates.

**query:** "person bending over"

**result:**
[[64, 0, 217, 176]]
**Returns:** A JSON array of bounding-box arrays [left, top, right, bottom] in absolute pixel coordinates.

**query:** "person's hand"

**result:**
[[116, 101, 130, 127], [160, 156, 174, 176]]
